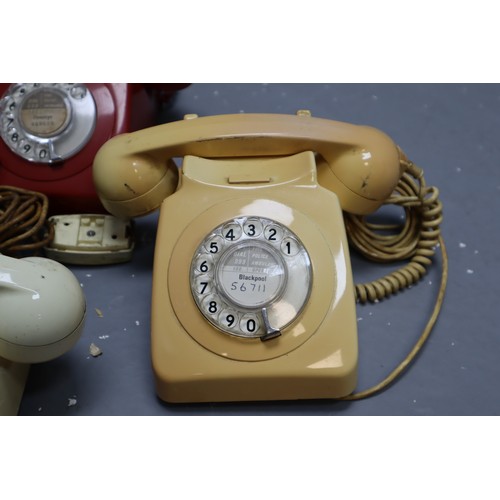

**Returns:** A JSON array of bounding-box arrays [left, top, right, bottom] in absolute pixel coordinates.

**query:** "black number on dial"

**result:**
[[267, 228, 277, 241], [225, 314, 235, 327], [246, 319, 256, 332]]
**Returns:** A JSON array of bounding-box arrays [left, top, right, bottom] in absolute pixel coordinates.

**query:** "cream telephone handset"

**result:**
[[93, 111, 445, 403]]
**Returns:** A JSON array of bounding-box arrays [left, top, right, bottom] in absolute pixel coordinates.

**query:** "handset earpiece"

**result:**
[[314, 126, 405, 215], [0, 254, 86, 364], [93, 144, 179, 218], [291, 109, 404, 215], [92, 112, 403, 217], [0, 254, 85, 415]]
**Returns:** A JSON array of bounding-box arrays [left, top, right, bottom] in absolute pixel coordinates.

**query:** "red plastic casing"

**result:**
[[0, 83, 188, 214]]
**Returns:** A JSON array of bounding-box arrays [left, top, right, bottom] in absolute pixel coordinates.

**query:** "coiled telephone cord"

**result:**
[[340, 156, 448, 400], [0, 185, 54, 255], [345, 158, 443, 304]]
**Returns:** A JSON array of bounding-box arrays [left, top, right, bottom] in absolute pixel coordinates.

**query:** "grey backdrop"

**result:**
[[19, 83, 500, 415]]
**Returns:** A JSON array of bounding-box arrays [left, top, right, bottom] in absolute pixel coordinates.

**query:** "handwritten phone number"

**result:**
[[230, 282, 266, 293]]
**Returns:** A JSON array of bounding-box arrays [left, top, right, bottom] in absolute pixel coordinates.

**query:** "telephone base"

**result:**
[[151, 152, 359, 404], [0, 357, 29, 416], [155, 341, 357, 404]]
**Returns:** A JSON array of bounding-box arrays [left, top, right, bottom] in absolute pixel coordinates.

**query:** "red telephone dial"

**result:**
[[0, 83, 189, 214]]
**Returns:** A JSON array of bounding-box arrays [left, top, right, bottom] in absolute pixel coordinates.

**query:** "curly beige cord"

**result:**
[[0, 185, 54, 255], [339, 153, 447, 400], [340, 235, 447, 400], [345, 157, 443, 304]]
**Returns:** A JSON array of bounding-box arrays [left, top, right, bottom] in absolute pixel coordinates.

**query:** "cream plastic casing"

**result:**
[[0, 255, 86, 363], [92, 112, 402, 218], [150, 152, 358, 402], [92, 112, 404, 403]]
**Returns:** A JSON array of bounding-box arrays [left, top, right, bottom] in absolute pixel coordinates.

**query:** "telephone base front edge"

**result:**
[[153, 336, 357, 404], [0, 357, 29, 416]]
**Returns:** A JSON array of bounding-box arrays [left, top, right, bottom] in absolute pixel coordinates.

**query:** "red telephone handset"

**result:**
[[0, 83, 189, 214]]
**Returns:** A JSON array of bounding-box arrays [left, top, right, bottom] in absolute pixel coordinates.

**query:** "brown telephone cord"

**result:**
[[0, 185, 54, 255], [339, 155, 448, 400]]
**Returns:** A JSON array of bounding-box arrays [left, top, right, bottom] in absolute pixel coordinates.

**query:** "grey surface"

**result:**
[[18, 83, 500, 415]]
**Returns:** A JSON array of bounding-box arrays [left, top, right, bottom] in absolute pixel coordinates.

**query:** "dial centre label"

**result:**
[[217, 243, 286, 308], [190, 216, 312, 339]]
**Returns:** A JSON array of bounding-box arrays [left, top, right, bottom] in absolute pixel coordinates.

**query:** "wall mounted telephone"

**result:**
[[0, 83, 188, 214], [93, 111, 446, 403]]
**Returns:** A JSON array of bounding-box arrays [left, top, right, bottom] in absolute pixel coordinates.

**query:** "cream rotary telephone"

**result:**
[[93, 111, 445, 403]]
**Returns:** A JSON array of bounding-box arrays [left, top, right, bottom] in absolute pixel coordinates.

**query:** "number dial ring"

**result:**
[[0, 83, 96, 163], [167, 199, 337, 362], [190, 217, 310, 339]]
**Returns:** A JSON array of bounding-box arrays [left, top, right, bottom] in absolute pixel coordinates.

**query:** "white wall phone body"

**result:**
[[93, 112, 403, 402]]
